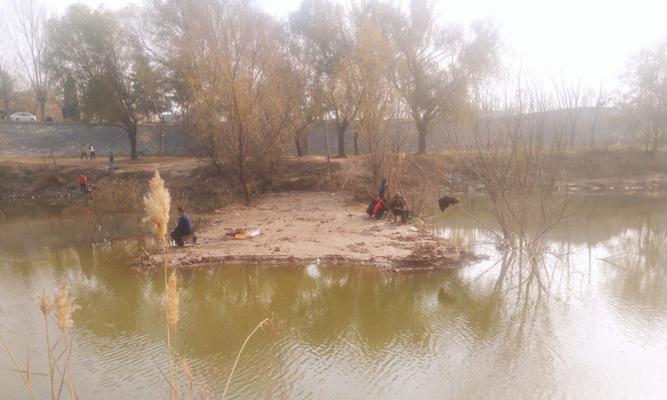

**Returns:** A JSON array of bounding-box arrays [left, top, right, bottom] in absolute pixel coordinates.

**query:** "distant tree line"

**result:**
[[0, 0, 666, 174]]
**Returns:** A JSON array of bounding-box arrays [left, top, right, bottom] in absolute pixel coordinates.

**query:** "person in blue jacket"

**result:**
[[171, 207, 193, 247]]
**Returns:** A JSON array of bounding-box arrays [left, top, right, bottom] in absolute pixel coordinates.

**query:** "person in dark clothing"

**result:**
[[171, 207, 193, 247], [378, 178, 386, 200], [438, 196, 460, 212], [390, 194, 410, 223]]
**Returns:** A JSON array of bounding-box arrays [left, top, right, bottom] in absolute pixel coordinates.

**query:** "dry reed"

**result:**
[[0, 333, 38, 400], [166, 271, 180, 328], [221, 318, 270, 400], [54, 281, 78, 332], [37, 289, 56, 400], [142, 170, 178, 399], [143, 170, 172, 241]]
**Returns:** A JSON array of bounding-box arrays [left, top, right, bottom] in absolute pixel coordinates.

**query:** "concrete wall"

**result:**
[[0, 121, 188, 157], [0, 107, 625, 158]]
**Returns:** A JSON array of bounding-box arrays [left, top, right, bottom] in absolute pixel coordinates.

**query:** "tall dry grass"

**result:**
[[0, 280, 80, 400], [143, 171, 171, 243]]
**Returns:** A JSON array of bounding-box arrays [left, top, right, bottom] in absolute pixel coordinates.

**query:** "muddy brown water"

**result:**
[[1, 194, 667, 399]]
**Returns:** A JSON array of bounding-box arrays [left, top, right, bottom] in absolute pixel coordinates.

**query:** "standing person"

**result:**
[[80, 144, 88, 160], [89, 144, 96, 160], [170, 207, 193, 247], [79, 175, 87, 192], [108, 151, 114, 170]]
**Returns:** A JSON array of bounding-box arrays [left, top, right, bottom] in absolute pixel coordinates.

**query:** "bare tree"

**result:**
[[354, 9, 399, 186], [585, 83, 606, 149], [47, 5, 157, 159], [387, 1, 499, 154], [7, 0, 51, 121], [290, 0, 362, 158], [620, 38, 667, 155], [554, 80, 582, 149], [0, 63, 14, 118], [158, 0, 297, 201], [286, 36, 322, 157], [450, 79, 572, 252]]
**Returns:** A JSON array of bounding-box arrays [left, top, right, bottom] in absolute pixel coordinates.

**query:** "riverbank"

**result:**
[[142, 191, 473, 271], [5, 149, 667, 205]]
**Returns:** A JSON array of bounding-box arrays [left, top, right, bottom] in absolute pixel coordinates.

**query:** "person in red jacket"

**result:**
[[366, 178, 387, 219], [371, 198, 387, 219], [79, 175, 87, 192]]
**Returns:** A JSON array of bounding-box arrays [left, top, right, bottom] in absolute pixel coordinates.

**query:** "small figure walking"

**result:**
[[108, 151, 114, 170], [80, 144, 88, 160], [89, 144, 96, 160], [79, 175, 87, 192]]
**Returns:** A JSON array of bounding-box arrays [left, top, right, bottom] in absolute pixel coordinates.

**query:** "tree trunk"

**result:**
[[238, 128, 250, 203], [159, 123, 164, 157], [325, 129, 331, 178], [353, 131, 359, 156], [39, 98, 46, 122], [417, 121, 428, 154], [337, 124, 347, 158], [295, 134, 303, 157], [303, 131, 309, 156], [128, 124, 138, 160], [651, 132, 660, 156]]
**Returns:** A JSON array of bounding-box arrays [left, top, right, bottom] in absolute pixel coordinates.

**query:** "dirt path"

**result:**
[[154, 192, 471, 270]]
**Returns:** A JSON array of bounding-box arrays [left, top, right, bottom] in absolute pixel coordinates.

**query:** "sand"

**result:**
[[152, 191, 471, 270]]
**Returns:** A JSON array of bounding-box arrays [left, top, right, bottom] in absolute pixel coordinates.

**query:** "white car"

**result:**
[[9, 112, 37, 122]]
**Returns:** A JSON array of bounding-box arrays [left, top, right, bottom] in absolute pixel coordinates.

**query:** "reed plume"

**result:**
[[38, 289, 52, 316], [143, 170, 171, 241], [54, 281, 78, 332], [166, 270, 179, 328]]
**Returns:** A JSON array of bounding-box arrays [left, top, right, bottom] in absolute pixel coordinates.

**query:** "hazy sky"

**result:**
[[50, 0, 667, 91]]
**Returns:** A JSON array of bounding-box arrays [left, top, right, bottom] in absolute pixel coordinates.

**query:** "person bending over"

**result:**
[[366, 178, 388, 219], [171, 207, 193, 247]]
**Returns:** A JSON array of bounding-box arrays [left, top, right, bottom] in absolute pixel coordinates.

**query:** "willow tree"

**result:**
[[47, 5, 157, 159], [287, 37, 322, 157], [353, 9, 398, 186], [7, 0, 51, 121], [155, 0, 298, 201], [290, 0, 361, 158], [0, 65, 14, 117], [621, 39, 667, 155], [388, 0, 499, 153]]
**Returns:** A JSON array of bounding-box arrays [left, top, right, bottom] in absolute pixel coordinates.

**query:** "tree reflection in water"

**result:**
[[2, 196, 667, 398]]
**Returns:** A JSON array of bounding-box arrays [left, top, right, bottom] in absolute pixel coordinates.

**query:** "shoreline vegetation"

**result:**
[[3, 149, 667, 270], [4, 149, 667, 204]]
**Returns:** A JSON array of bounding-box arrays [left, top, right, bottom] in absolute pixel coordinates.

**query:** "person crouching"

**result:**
[[171, 207, 193, 247], [367, 195, 387, 220]]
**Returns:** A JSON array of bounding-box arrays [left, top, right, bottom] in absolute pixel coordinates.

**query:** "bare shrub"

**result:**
[[158, 0, 299, 202], [451, 82, 573, 252], [93, 178, 142, 215]]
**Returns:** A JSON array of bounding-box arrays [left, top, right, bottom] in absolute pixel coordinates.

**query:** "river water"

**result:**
[[1, 195, 666, 399]]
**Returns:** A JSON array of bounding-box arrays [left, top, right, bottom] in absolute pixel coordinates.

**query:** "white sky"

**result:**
[[45, 0, 667, 91]]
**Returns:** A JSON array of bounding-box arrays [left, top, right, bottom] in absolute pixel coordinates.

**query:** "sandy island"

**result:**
[[151, 192, 472, 271]]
